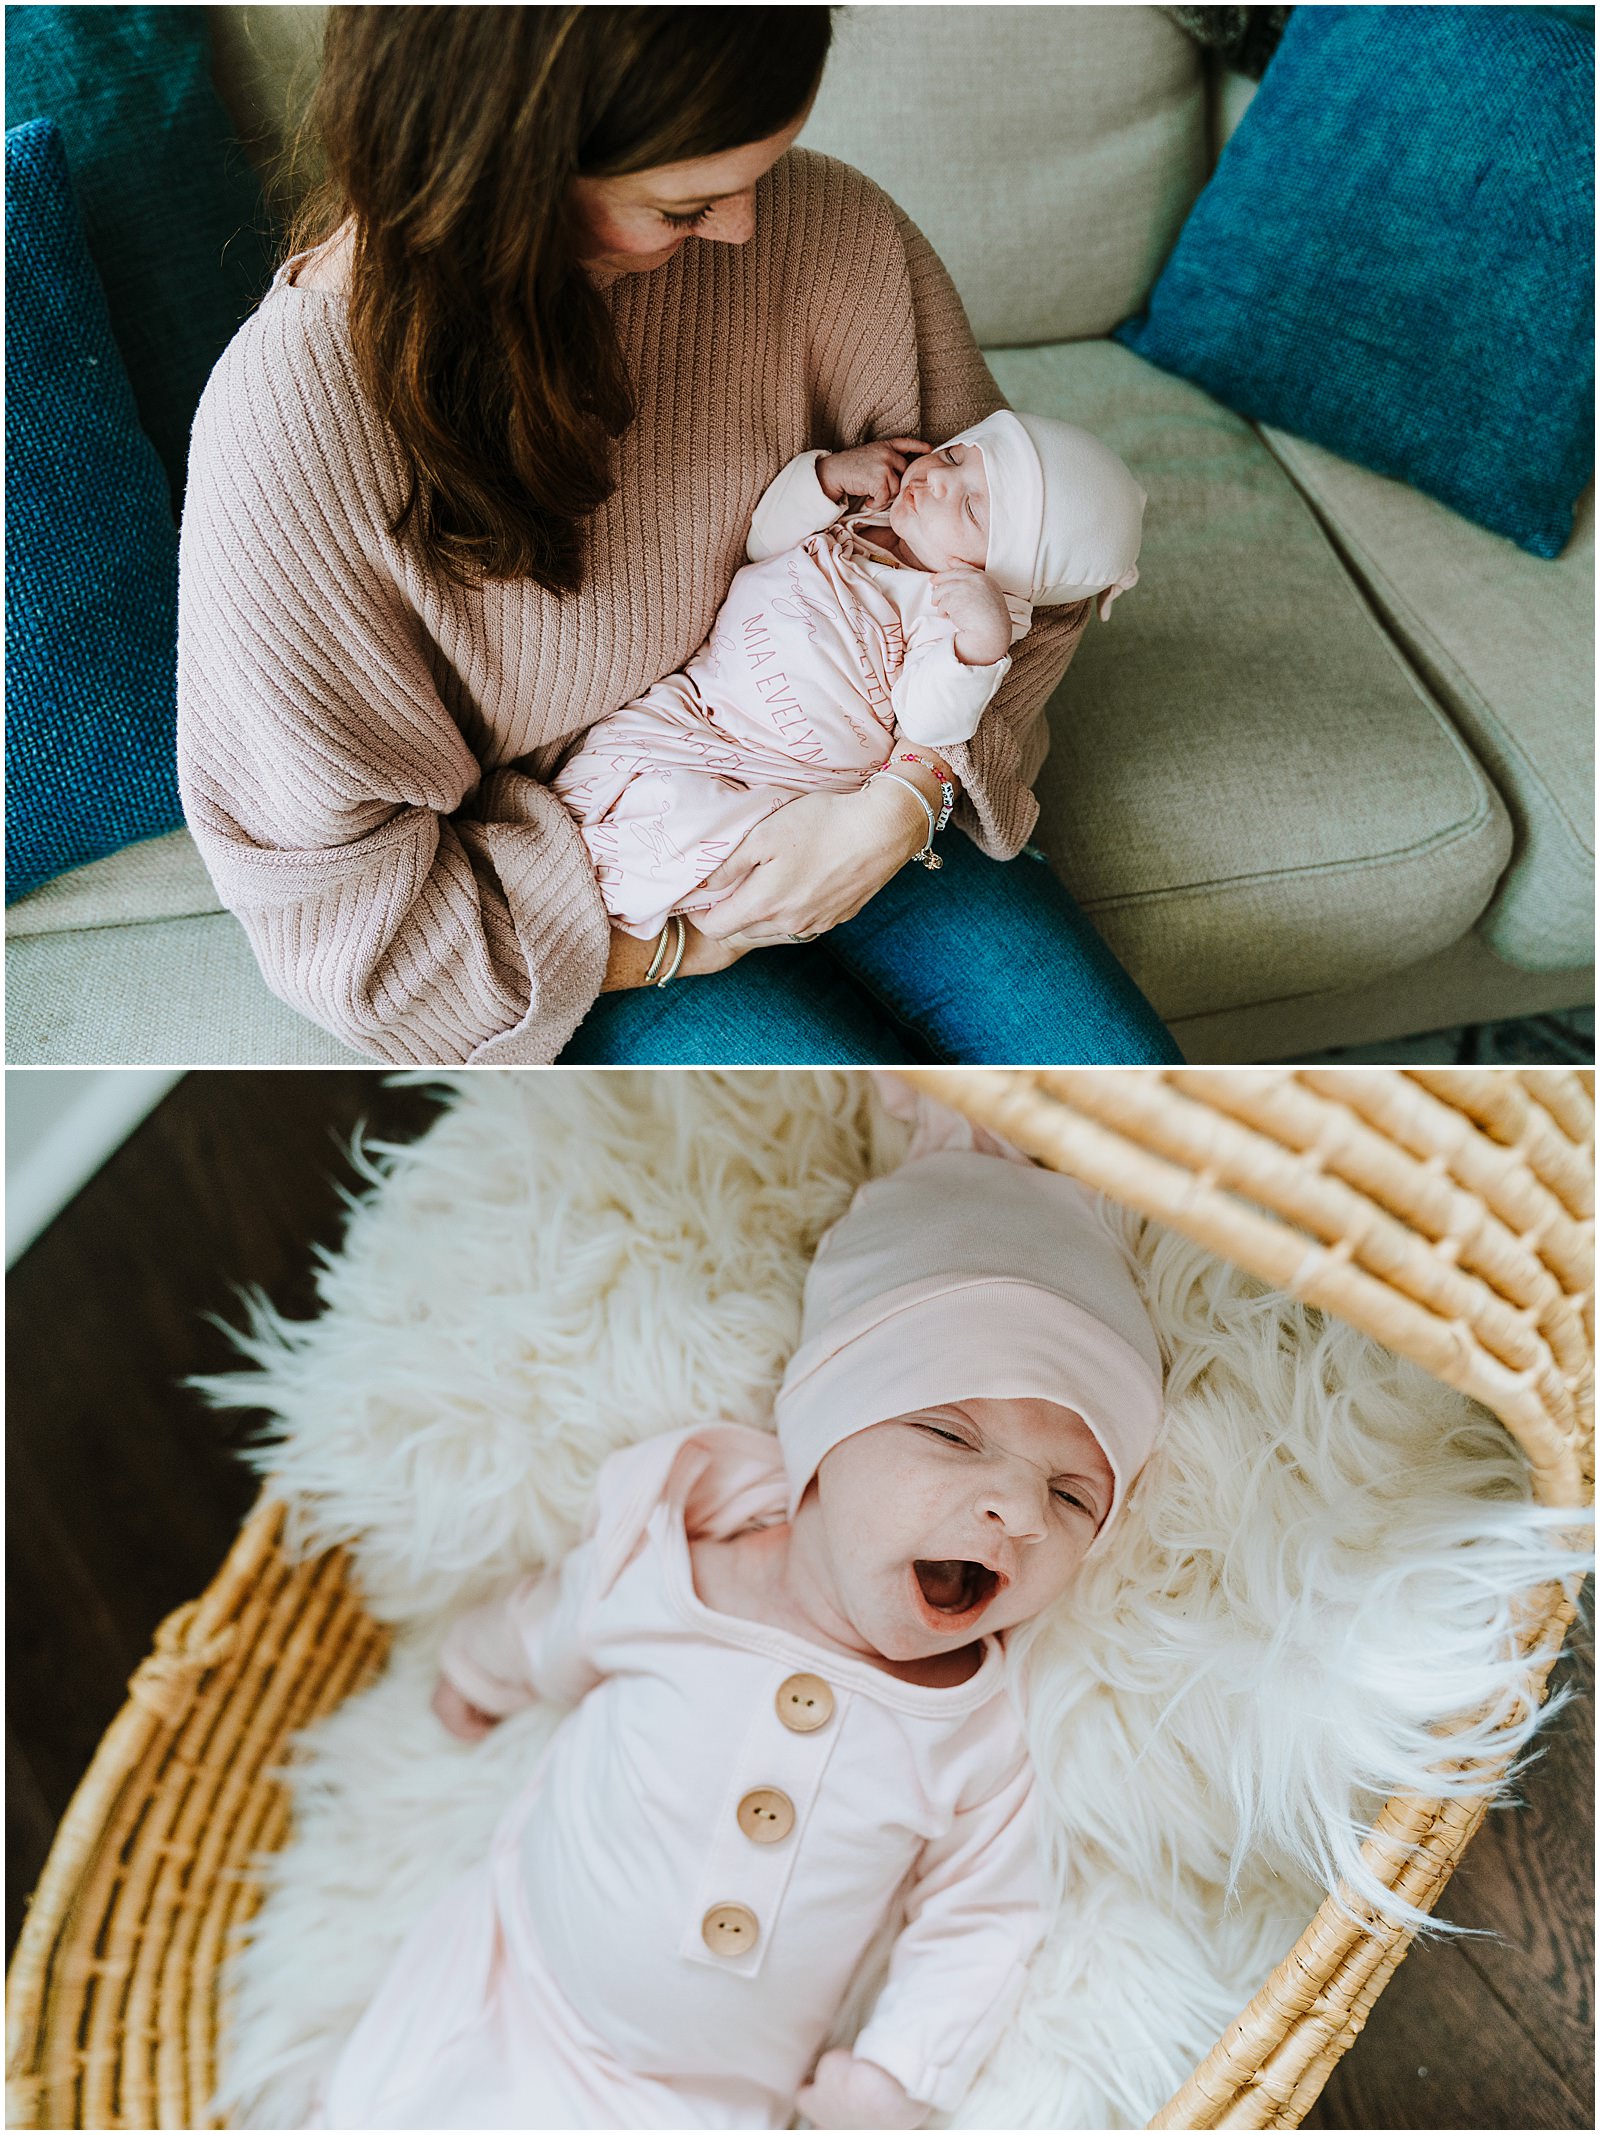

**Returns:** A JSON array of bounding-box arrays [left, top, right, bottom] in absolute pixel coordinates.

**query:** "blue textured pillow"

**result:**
[[1116, 6, 1595, 558], [5, 118, 184, 903], [5, 4, 276, 521]]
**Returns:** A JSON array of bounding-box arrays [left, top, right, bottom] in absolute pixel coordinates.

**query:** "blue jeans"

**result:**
[[559, 836, 1182, 1065]]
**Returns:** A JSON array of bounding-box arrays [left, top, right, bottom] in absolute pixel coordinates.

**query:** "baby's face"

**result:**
[[810, 1398, 1112, 1663], [886, 441, 990, 572]]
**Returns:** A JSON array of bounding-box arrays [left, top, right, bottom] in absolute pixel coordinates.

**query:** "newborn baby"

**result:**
[[553, 411, 1147, 938], [310, 1094, 1164, 2130]]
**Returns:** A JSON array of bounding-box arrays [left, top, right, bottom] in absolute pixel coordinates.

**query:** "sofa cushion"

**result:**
[[1116, 5, 1595, 559], [5, 911, 361, 1065], [1259, 432, 1594, 973], [5, 827, 222, 937], [1171, 931, 1592, 1066], [4, 117, 187, 903], [5, 4, 276, 518], [986, 339, 1513, 1019], [800, 3, 1207, 346]]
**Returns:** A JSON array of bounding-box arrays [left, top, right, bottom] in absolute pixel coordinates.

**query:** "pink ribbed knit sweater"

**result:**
[[176, 150, 1090, 1064]]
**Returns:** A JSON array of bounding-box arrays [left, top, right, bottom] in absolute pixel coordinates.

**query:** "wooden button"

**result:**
[[701, 1901, 760, 1956], [736, 1787, 795, 1844], [775, 1672, 834, 1733]]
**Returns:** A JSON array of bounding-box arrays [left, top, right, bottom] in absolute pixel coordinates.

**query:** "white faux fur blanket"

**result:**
[[198, 1070, 1591, 2130]]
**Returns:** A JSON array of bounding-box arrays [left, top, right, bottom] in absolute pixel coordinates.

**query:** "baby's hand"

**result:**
[[817, 437, 931, 511], [796, 2049, 930, 2129], [928, 563, 1014, 666], [431, 1676, 501, 1741]]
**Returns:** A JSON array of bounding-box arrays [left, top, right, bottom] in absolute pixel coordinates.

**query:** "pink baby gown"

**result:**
[[308, 1424, 1043, 2129], [551, 451, 1033, 937]]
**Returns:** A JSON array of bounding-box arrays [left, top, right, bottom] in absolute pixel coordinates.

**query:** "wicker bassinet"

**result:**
[[7, 1067, 1593, 2131]]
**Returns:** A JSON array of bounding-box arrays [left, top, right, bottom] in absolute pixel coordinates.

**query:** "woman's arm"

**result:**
[[178, 330, 611, 1066], [601, 920, 745, 989]]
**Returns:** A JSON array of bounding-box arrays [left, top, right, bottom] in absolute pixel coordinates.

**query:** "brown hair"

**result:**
[[279, 6, 834, 595]]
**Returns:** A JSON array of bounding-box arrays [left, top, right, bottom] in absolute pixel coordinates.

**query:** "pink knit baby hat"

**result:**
[[774, 1115, 1164, 1558], [952, 408, 1147, 621]]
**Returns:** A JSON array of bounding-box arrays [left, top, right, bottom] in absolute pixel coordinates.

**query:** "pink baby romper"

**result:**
[[309, 1425, 1044, 2129], [551, 452, 1033, 937]]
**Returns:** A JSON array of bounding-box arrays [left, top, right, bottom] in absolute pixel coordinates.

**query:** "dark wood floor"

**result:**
[[7, 1071, 1593, 2128]]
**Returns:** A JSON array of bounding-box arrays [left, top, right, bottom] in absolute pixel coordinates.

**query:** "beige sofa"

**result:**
[[8, 3, 1591, 1064]]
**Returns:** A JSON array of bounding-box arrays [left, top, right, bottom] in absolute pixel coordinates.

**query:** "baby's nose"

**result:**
[[982, 1479, 1047, 1537]]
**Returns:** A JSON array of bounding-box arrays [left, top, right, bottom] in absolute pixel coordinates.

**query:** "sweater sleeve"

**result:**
[[437, 1536, 604, 1716], [849, 1747, 1045, 2115], [176, 318, 610, 1066], [886, 201, 1093, 860], [891, 624, 1011, 750]]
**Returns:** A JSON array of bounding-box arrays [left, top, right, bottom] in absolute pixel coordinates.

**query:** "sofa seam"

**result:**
[[1258, 430, 1595, 862], [6, 905, 234, 942], [1078, 793, 1501, 916]]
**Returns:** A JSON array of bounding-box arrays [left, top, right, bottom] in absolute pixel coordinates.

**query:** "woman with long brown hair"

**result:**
[[177, 5, 1179, 1065]]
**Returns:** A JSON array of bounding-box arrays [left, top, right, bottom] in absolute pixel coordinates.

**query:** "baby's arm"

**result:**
[[890, 588, 1032, 749], [746, 440, 928, 562], [840, 1750, 1045, 2118], [434, 1532, 604, 1729]]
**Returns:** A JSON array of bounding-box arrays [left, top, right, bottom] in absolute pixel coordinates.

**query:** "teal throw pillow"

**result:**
[[6, 118, 184, 901], [1116, 6, 1595, 558], [5, 3, 276, 520]]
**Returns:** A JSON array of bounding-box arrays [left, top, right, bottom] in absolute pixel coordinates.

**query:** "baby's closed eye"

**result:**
[[910, 1415, 1095, 1514]]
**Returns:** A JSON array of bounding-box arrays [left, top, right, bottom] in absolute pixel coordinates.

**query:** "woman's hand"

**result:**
[[431, 1677, 501, 1741], [600, 921, 748, 991], [817, 437, 931, 512], [692, 782, 931, 948], [796, 2049, 929, 2130], [929, 562, 1013, 665]]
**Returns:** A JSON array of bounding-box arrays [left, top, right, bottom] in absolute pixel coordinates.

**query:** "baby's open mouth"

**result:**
[[912, 1558, 1001, 1621]]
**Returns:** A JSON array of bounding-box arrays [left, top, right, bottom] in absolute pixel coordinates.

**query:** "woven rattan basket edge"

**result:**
[[5, 1496, 392, 2131]]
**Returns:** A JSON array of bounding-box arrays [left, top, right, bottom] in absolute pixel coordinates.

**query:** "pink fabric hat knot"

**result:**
[[952, 408, 1148, 622], [774, 1094, 1164, 1558]]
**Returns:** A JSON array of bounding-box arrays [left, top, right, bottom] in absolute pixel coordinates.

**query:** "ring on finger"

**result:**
[[785, 930, 820, 943]]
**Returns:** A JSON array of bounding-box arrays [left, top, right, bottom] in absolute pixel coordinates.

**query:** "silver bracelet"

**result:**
[[655, 913, 687, 986], [868, 770, 943, 872], [643, 921, 673, 985]]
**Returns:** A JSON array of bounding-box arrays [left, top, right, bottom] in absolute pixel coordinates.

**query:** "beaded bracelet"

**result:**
[[896, 748, 957, 839]]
